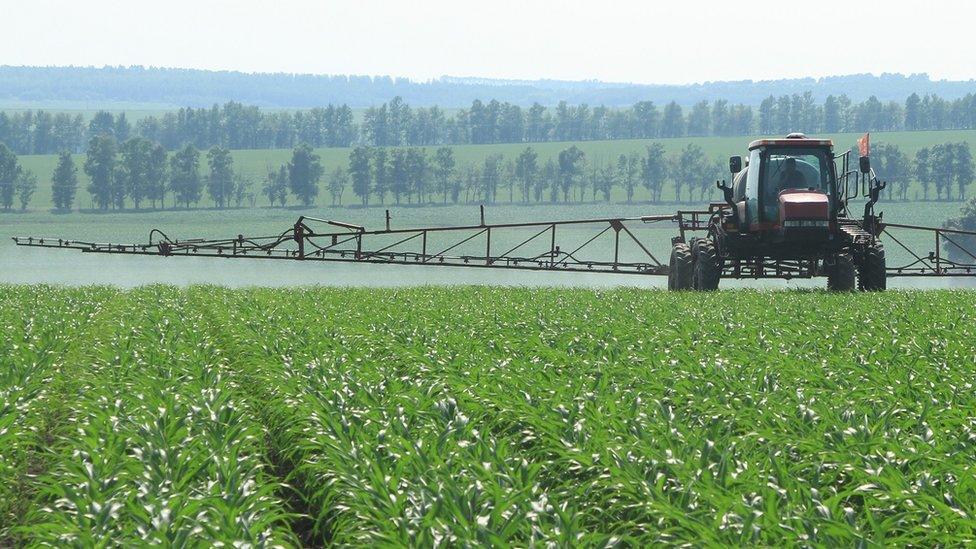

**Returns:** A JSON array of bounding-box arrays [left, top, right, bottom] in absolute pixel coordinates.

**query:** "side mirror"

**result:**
[[729, 156, 742, 174], [859, 155, 870, 174]]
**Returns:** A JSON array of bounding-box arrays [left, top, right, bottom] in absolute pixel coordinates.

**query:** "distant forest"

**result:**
[[2, 136, 970, 213], [1, 66, 976, 108], [2, 92, 975, 155]]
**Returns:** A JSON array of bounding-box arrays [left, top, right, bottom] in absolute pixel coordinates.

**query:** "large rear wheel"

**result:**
[[693, 240, 721, 291], [668, 243, 693, 290], [827, 253, 856, 291], [859, 241, 886, 291]]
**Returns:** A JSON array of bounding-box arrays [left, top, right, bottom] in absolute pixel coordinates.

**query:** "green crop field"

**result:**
[[13, 128, 976, 211], [2, 286, 975, 545]]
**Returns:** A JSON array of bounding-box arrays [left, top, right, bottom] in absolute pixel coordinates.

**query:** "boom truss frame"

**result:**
[[13, 208, 689, 276], [12, 205, 976, 280]]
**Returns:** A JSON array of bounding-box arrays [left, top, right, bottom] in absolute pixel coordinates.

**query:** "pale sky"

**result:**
[[3, 0, 973, 84]]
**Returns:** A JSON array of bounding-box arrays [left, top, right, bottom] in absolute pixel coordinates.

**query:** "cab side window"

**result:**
[[744, 150, 761, 225]]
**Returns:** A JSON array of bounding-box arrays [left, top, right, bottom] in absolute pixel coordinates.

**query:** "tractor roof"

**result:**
[[748, 133, 833, 150]]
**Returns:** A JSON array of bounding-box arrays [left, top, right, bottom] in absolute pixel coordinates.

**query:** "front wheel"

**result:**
[[668, 243, 693, 290], [826, 253, 856, 291], [693, 240, 721, 291], [859, 241, 886, 291]]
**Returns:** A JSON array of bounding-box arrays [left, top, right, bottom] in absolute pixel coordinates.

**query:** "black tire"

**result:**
[[693, 239, 721, 291], [859, 241, 886, 291], [668, 243, 693, 291], [827, 253, 856, 291]]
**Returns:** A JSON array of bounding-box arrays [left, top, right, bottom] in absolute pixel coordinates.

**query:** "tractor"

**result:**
[[667, 133, 887, 291]]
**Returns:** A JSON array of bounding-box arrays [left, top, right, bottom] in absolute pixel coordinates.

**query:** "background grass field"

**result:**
[[3, 129, 974, 288], [2, 286, 975, 545], [12, 128, 976, 211]]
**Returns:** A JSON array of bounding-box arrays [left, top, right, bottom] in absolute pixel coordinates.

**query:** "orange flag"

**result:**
[[857, 132, 870, 157]]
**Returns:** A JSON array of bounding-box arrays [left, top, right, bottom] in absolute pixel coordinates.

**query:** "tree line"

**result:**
[[340, 144, 724, 207], [3, 136, 971, 213], [3, 91, 976, 156]]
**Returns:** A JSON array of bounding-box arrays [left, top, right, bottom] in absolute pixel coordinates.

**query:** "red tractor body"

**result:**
[[668, 133, 887, 291]]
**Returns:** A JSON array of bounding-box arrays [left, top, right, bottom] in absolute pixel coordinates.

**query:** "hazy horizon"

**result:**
[[5, 0, 974, 85], [2, 65, 972, 88]]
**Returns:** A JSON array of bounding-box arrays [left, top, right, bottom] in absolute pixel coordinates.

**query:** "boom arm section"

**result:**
[[13, 211, 683, 276], [14, 206, 976, 280]]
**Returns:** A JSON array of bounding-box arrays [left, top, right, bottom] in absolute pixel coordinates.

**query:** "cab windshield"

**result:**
[[760, 147, 834, 220]]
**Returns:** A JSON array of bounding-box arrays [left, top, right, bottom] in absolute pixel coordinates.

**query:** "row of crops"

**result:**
[[2, 286, 976, 545]]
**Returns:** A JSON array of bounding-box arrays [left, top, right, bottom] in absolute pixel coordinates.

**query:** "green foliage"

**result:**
[[557, 146, 585, 202], [261, 165, 288, 208], [0, 143, 19, 210], [4, 286, 976, 545], [15, 168, 36, 211], [287, 143, 324, 207], [83, 135, 117, 210], [146, 143, 168, 208], [51, 151, 78, 210], [116, 137, 154, 209], [327, 167, 348, 206], [514, 147, 538, 204], [169, 144, 201, 208], [433, 146, 457, 204], [206, 146, 234, 208], [641, 143, 667, 202], [873, 143, 911, 200], [9, 129, 976, 212], [349, 146, 372, 205]]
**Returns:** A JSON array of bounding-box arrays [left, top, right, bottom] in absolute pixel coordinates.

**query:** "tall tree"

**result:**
[[206, 146, 234, 208], [51, 151, 78, 210], [287, 143, 324, 207], [913, 147, 932, 200], [146, 143, 168, 208], [15, 168, 36, 211], [117, 137, 154, 209], [432, 147, 456, 203], [930, 144, 954, 200], [327, 166, 348, 206], [481, 154, 503, 203], [0, 144, 19, 210], [617, 154, 636, 203], [389, 148, 409, 205], [348, 146, 372, 206], [405, 148, 427, 203], [673, 144, 707, 202], [88, 111, 115, 138], [823, 95, 842, 133], [758, 96, 776, 134], [873, 143, 911, 201], [372, 147, 390, 205], [955, 142, 974, 200], [591, 162, 614, 202], [169, 144, 202, 208], [232, 175, 255, 208], [661, 102, 685, 138], [631, 101, 660, 138], [514, 147, 538, 203], [84, 135, 117, 210], [687, 100, 711, 136], [641, 143, 668, 203], [557, 146, 585, 202], [262, 165, 288, 207]]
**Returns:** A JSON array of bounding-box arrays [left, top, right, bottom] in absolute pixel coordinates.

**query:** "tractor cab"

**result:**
[[725, 133, 837, 239]]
